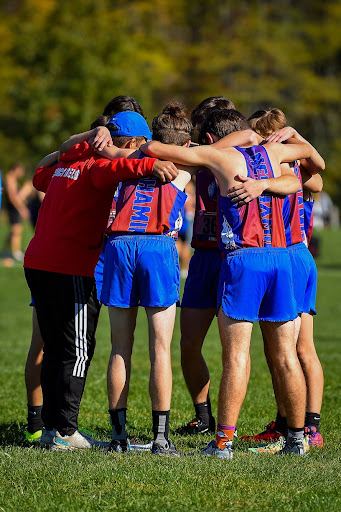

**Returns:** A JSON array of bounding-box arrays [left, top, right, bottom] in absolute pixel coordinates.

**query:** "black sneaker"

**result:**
[[107, 438, 131, 453], [176, 416, 216, 435], [151, 439, 179, 456]]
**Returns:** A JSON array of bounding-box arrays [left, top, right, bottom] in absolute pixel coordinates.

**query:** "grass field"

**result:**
[[0, 221, 340, 511]]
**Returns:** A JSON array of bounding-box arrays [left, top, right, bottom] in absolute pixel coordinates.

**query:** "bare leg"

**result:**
[[25, 308, 44, 406], [107, 307, 138, 409], [261, 320, 306, 428], [146, 304, 176, 411], [296, 313, 323, 413], [10, 223, 23, 256], [217, 309, 253, 426], [180, 307, 216, 404]]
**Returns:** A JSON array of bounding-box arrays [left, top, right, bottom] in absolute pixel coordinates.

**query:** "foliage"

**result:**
[[0, 1, 340, 204]]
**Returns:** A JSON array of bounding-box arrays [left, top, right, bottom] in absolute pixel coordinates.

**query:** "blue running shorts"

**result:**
[[218, 247, 297, 322], [288, 243, 317, 315], [181, 248, 223, 308], [94, 238, 107, 302], [101, 234, 180, 308]]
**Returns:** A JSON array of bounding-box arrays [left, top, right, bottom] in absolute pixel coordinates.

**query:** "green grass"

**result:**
[[0, 220, 341, 511]]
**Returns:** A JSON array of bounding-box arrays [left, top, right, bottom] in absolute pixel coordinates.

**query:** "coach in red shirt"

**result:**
[[24, 137, 178, 450]]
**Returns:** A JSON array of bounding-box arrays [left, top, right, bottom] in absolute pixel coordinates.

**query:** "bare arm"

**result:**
[[266, 127, 325, 174], [267, 141, 313, 165], [36, 151, 60, 168], [210, 129, 259, 149], [141, 140, 213, 167], [301, 167, 323, 193], [227, 164, 300, 206], [59, 126, 112, 155]]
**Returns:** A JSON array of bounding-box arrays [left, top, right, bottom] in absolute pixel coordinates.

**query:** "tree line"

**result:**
[[1, 0, 340, 205]]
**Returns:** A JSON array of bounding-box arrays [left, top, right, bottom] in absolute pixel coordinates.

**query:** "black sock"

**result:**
[[152, 410, 170, 446], [194, 398, 213, 425], [27, 404, 43, 434], [274, 411, 288, 437], [305, 412, 320, 431], [109, 408, 127, 440]]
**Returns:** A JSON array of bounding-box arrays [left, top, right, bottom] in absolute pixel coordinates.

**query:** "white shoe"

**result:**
[[51, 430, 103, 451]]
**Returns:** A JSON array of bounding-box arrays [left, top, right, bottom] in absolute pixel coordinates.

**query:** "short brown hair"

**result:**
[[248, 108, 287, 138], [152, 102, 193, 146], [191, 96, 235, 127]]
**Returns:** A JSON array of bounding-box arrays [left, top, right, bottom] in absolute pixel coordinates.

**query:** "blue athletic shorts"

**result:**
[[288, 243, 317, 315], [218, 247, 297, 322], [181, 248, 223, 308], [101, 234, 180, 308], [94, 238, 107, 302]]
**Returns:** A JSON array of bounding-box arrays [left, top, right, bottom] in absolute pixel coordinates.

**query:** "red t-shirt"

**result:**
[[24, 142, 156, 276]]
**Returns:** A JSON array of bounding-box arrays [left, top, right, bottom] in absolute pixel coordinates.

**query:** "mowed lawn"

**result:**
[[0, 222, 340, 512]]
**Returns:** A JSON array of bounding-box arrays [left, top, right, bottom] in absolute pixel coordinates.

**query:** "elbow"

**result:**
[[248, 130, 259, 145]]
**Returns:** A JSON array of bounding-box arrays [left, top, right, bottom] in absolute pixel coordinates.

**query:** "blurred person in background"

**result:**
[[3, 163, 30, 262]]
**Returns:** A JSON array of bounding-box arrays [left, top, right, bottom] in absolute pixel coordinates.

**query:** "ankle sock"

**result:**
[[287, 426, 304, 444], [109, 408, 127, 440], [27, 404, 43, 434], [216, 424, 235, 449], [305, 412, 320, 432], [194, 398, 212, 425], [152, 410, 170, 447]]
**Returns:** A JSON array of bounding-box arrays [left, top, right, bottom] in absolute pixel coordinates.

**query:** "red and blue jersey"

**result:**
[[218, 145, 286, 252], [281, 162, 306, 247], [304, 194, 314, 246], [191, 169, 219, 249], [107, 176, 187, 238]]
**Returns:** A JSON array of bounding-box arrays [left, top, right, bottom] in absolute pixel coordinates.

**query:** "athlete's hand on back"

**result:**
[[90, 126, 113, 151], [152, 160, 179, 183], [227, 175, 266, 207]]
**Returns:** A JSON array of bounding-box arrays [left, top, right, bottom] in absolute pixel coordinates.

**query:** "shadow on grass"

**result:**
[[0, 422, 28, 447]]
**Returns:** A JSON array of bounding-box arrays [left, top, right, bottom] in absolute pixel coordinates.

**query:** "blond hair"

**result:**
[[248, 108, 287, 138]]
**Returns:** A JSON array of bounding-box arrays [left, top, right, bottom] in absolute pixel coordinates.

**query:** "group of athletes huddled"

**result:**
[[23, 95, 324, 458]]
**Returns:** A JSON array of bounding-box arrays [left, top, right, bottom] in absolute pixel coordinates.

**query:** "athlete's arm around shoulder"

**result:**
[[141, 140, 215, 167], [210, 129, 259, 149], [33, 151, 60, 192], [59, 126, 112, 155], [266, 127, 325, 174], [265, 141, 313, 166]]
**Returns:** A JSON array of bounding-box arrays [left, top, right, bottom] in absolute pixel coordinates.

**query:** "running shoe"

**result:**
[[278, 439, 306, 456], [201, 439, 233, 460], [107, 438, 131, 453], [151, 439, 179, 456], [176, 416, 216, 435], [25, 429, 42, 443], [248, 436, 285, 454], [305, 426, 324, 448], [51, 429, 104, 451], [130, 440, 153, 451], [241, 421, 283, 442], [39, 428, 56, 448]]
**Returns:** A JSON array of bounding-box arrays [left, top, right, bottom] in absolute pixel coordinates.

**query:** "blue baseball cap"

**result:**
[[106, 111, 152, 140]]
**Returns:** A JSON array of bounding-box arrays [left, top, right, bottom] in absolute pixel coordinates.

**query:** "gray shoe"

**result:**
[[151, 439, 179, 456], [51, 430, 103, 451], [40, 428, 56, 448], [201, 439, 233, 460], [278, 439, 306, 456]]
